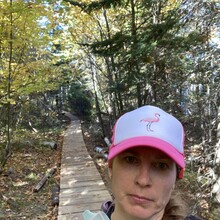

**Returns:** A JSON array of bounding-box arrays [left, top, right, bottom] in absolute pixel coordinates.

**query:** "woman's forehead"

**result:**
[[120, 146, 174, 160]]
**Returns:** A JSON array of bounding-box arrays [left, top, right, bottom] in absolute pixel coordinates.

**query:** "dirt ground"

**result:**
[[0, 118, 108, 220], [0, 134, 63, 220]]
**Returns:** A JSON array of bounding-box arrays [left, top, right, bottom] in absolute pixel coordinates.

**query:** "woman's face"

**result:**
[[108, 147, 177, 220]]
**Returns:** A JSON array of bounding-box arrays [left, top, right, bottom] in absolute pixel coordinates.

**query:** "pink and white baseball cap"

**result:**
[[108, 105, 185, 170]]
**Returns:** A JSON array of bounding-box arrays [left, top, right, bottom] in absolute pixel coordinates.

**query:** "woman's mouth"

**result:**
[[128, 194, 154, 205]]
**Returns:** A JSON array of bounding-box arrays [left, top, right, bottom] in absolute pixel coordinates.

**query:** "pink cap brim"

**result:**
[[108, 136, 185, 168]]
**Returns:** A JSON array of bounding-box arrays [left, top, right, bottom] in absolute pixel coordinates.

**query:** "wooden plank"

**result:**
[[60, 178, 106, 188], [59, 193, 110, 205], [60, 187, 109, 195], [61, 156, 92, 164], [61, 153, 91, 158], [63, 143, 87, 149], [61, 163, 97, 169], [62, 146, 88, 152], [58, 213, 83, 220], [59, 185, 108, 196], [61, 151, 90, 158], [60, 175, 102, 184], [58, 115, 111, 220], [60, 169, 100, 177], [62, 168, 98, 174], [59, 189, 110, 199], [60, 171, 99, 178], [61, 164, 96, 171]]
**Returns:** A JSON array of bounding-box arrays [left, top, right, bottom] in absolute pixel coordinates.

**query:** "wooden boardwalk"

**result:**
[[57, 113, 111, 220]]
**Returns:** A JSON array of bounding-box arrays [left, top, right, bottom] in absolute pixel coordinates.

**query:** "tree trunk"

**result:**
[[91, 64, 106, 137], [4, 0, 13, 165], [130, 0, 142, 107], [212, 105, 220, 203], [103, 9, 123, 117]]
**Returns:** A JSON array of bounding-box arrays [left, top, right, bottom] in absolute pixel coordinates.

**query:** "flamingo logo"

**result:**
[[140, 113, 160, 132]]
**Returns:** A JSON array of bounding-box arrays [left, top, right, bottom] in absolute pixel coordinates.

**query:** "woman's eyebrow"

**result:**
[[153, 153, 173, 160], [121, 150, 138, 155], [122, 149, 173, 161]]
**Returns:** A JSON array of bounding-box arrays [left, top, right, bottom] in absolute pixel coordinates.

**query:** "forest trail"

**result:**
[[57, 112, 111, 220]]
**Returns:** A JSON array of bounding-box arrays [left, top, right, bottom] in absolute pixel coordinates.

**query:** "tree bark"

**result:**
[[4, 0, 13, 165], [212, 105, 220, 203]]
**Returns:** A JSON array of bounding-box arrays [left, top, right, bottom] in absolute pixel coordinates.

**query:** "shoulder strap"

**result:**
[[185, 215, 202, 220], [101, 200, 115, 218]]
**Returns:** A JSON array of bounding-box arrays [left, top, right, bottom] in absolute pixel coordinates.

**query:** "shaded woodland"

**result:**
[[0, 0, 219, 219]]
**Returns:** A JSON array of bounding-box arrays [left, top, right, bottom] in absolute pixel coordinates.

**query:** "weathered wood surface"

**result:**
[[57, 114, 111, 220]]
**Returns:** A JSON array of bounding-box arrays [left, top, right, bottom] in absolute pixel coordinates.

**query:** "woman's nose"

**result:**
[[135, 164, 152, 187]]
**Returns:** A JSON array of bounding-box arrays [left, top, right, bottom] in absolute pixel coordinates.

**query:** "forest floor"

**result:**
[[0, 117, 219, 219], [0, 117, 108, 220], [0, 130, 64, 220]]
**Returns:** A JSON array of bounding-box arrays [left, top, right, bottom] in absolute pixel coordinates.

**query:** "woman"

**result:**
[[83, 105, 201, 220]]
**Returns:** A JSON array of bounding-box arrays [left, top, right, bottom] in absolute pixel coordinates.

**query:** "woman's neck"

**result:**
[[111, 208, 164, 220]]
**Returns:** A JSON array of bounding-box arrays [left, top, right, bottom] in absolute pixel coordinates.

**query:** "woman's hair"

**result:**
[[163, 189, 187, 220]]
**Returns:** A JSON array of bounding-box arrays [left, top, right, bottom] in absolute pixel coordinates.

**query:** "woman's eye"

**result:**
[[125, 156, 138, 164], [154, 162, 169, 170]]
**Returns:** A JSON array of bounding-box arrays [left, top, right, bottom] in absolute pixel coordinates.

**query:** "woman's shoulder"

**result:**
[[101, 200, 203, 220]]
